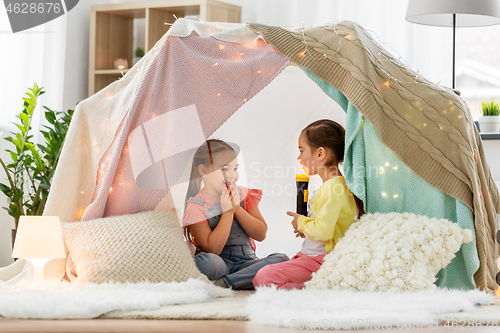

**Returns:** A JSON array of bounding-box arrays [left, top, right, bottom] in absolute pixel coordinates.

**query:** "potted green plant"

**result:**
[[133, 47, 145, 66], [0, 83, 74, 248], [478, 99, 500, 133]]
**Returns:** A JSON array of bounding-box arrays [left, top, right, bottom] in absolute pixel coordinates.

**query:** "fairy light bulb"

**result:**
[[384, 81, 390, 87], [381, 192, 387, 198], [393, 194, 399, 199], [298, 51, 305, 58], [219, 45, 225, 50]]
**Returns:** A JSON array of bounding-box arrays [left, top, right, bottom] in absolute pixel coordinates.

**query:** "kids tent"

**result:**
[[44, 19, 499, 292]]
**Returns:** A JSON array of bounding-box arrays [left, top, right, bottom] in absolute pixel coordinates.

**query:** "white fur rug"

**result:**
[[0, 279, 231, 319], [246, 287, 499, 329], [1, 279, 498, 326]]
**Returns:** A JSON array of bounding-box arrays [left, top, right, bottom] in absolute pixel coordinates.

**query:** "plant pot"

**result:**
[[478, 115, 500, 133]]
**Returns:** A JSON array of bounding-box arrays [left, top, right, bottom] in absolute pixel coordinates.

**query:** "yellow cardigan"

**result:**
[[297, 176, 356, 254]]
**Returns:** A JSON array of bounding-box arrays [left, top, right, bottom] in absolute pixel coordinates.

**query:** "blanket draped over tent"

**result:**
[[247, 22, 500, 292], [43, 20, 499, 292]]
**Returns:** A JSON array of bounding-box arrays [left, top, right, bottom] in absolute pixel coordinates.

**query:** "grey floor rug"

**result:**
[[101, 290, 250, 320]]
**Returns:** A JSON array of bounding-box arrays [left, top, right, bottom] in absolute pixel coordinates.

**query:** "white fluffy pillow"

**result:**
[[305, 212, 473, 291], [61, 210, 209, 284]]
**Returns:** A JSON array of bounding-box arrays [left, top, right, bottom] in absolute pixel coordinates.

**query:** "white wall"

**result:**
[[483, 141, 500, 181], [0, 0, 499, 266]]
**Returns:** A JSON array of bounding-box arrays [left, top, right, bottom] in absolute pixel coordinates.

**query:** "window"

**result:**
[[456, 25, 500, 119]]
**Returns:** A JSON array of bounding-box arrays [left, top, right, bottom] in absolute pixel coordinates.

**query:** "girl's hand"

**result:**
[[220, 187, 235, 214], [228, 181, 241, 208], [294, 230, 305, 238], [286, 211, 302, 234]]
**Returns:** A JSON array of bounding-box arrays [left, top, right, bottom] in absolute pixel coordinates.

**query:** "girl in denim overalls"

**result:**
[[182, 139, 289, 289]]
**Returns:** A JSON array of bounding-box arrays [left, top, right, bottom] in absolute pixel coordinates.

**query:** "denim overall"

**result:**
[[188, 190, 289, 290]]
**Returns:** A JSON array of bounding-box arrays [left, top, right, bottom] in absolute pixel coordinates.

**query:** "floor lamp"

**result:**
[[406, 0, 500, 89]]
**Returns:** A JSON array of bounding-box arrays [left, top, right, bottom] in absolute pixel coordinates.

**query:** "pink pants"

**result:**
[[252, 252, 325, 290]]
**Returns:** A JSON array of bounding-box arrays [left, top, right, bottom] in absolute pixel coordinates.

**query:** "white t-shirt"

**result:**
[[300, 188, 326, 256]]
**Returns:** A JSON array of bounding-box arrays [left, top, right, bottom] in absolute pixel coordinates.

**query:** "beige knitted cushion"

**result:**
[[61, 210, 208, 283]]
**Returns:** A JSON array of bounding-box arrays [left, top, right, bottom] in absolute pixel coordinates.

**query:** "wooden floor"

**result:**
[[1, 319, 500, 333]]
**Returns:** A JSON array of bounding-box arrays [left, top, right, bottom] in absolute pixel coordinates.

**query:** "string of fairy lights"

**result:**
[[81, 17, 500, 293], [82, 17, 484, 216], [45, 10, 492, 295]]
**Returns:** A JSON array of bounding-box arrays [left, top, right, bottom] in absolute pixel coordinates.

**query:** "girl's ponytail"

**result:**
[[184, 168, 203, 211], [353, 195, 365, 219], [184, 163, 203, 244]]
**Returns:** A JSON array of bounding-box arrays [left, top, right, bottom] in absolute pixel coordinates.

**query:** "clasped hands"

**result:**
[[220, 181, 241, 213], [287, 211, 305, 238]]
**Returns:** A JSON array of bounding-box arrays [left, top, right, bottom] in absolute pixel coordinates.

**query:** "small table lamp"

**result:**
[[12, 216, 66, 283], [406, 0, 500, 89]]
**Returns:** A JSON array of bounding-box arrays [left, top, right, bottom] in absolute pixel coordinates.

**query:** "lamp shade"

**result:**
[[406, 0, 500, 27], [12, 216, 66, 259]]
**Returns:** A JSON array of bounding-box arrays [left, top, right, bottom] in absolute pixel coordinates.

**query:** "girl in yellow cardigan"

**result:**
[[253, 119, 364, 289]]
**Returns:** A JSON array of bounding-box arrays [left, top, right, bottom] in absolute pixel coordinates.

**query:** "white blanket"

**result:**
[[246, 287, 498, 329], [0, 277, 231, 319]]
